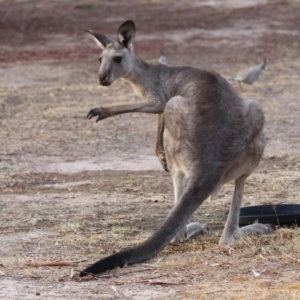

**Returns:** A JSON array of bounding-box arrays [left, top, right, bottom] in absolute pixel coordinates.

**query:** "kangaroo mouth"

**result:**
[[98, 78, 111, 86], [99, 81, 111, 87]]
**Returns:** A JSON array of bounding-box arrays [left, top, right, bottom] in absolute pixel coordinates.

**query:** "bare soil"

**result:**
[[1, 0, 300, 299]]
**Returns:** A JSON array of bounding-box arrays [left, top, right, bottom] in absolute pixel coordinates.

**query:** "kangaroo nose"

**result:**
[[97, 73, 108, 85]]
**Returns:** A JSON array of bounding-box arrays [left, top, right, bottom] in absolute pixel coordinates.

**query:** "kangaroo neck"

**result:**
[[123, 54, 151, 86]]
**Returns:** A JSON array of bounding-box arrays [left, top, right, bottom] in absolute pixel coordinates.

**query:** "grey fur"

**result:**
[[81, 21, 275, 276]]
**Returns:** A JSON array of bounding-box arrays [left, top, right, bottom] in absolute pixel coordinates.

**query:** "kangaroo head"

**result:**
[[85, 20, 136, 86]]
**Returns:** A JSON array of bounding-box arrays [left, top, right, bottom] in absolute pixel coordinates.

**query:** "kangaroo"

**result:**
[[80, 20, 275, 276]]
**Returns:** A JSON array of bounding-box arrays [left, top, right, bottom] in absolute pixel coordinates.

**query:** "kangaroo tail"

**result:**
[[80, 171, 220, 276]]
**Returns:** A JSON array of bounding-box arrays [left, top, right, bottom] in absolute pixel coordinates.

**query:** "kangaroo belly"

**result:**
[[163, 96, 194, 177]]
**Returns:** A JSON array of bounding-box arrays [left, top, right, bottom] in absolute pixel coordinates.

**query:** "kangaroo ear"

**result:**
[[117, 20, 136, 49], [84, 30, 113, 50]]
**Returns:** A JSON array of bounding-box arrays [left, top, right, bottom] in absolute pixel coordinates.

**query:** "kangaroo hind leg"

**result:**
[[219, 174, 275, 245], [171, 169, 207, 243]]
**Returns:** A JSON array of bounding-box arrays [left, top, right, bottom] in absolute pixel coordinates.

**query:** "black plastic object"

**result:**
[[224, 204, 300, 227]]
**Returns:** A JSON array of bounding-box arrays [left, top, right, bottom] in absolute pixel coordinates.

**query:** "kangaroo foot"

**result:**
[[173, 222, 208, 243], [238, 223, 276, 238], [219, 223, 276, 245]]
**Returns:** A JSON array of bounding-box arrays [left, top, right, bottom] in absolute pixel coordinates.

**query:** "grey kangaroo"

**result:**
[[80, 20, 275, 276]]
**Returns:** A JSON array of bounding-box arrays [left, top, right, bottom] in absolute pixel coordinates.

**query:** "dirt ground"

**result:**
[[1, 0, 300, 299]]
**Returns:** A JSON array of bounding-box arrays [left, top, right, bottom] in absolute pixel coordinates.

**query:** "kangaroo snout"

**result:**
[[98, 73, 110, 86]]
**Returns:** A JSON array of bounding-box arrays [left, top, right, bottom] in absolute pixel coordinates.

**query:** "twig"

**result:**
[[141, 263, 161, 268], [110, 285, 121, 296], [209, 262, 232, 268], [108, 274, 168, 286], [133, 278, 180, 285], [76, 267, 154, 279], [203, 290, 226, 294], [282, 252, 300, 263], [25, 259, 88, 268], [70, 268, 75, 279], [28, 274, 43, 279], [117, 267, 154, 277], [259, 254, 267, 260], [126, 274, 168, 284]]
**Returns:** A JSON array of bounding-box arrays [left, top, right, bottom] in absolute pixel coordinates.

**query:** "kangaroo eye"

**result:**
[[98, 57, 102, 63], [114, 56, 122, 63]]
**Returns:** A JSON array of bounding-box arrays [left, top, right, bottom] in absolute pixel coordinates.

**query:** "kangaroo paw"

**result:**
[[87, 107, 109, 122], [157, 152, 169, 172]]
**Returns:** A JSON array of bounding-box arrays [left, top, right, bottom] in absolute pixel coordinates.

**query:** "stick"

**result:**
[[25, 259, 88, 267], [282, 252, 300, 263], [76, 267, 154, 279]]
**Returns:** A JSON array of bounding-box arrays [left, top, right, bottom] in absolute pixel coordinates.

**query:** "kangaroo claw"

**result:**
[[87, 108, 108, 122]]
